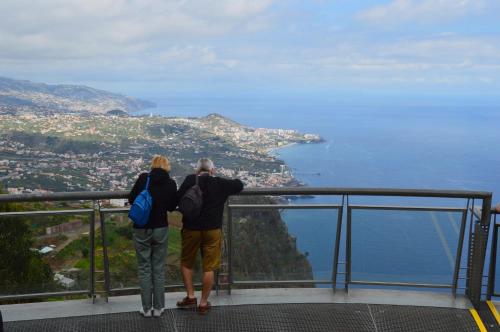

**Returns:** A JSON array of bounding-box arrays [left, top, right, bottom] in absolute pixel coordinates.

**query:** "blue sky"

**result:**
[[0, 0, 499, 102]]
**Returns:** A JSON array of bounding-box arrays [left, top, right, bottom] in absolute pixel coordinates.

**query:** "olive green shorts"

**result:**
[[181, 228, 222, 272]]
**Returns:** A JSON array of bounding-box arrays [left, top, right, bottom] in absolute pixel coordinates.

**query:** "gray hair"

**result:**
[[196, 158, 214, 173]]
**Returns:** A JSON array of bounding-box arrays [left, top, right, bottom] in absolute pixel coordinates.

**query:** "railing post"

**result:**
[[332, 195, 344, 292], [100, 210, 111, 300], [217, 201, 232, 295], [487, 216, 498, 300], [452, 206, 468, 297], [466, 195, 492, 307], [465, 199, 475, 296], [227, 205, 233, 295], [89, 200, 96, 301], [345, 202, 351, 293]]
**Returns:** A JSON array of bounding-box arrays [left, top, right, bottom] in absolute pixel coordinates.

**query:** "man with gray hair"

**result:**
[[196, 158, 214, 173], [176, 158, 243, 314]]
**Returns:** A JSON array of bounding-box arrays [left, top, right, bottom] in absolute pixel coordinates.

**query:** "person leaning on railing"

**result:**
[[128, 155, 177, 318], [176, 158, 243, 314]]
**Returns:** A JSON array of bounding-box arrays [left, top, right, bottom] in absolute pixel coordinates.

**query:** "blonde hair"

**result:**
[[151, 155, 171, 172]]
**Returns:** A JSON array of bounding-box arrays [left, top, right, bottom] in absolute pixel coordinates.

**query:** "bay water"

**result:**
[[139, 98, 500, 287]]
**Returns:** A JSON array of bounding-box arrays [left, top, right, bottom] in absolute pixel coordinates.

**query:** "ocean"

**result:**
[[138, 97, 500, 287]]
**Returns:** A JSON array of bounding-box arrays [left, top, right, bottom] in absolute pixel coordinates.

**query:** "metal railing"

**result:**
[[0, 187, 493, 307], [487, 211, 500, 299]]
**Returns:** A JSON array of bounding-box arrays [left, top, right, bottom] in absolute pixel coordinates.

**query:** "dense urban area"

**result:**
[[0, 111, 321, 194]]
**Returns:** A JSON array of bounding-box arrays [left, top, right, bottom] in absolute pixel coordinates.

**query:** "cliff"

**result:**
[[229, 196, 314, 283]]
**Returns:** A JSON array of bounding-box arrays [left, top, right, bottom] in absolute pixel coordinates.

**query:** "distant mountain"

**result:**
[[0, 76, 155, 114]]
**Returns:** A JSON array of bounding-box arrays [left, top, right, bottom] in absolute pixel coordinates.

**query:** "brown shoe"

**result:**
[[177, 296, 197, 309], [198, 302, 211, 315]]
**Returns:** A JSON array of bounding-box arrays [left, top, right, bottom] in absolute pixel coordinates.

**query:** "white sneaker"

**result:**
[[140, 308, 152, 317], [153, 308, 164, 318]]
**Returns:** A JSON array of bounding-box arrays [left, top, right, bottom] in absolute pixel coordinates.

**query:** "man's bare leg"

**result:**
[[181, 265, 195, 298], [200, 271, 214, 306]]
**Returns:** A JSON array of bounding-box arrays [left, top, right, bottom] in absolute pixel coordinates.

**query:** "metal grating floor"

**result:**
[[4, 303, 480, 332]]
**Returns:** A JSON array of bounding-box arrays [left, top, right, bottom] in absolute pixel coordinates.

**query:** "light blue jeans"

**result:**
[[133, 227, 168, 311]]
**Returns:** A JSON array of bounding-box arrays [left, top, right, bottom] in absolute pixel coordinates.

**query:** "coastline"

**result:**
[[266, 142, 298, 157], [133, 110, 323, 189], [266, 138, 326, 189]]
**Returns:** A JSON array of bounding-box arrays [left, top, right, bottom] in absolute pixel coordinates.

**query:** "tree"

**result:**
[[0, 185, 53, 295]]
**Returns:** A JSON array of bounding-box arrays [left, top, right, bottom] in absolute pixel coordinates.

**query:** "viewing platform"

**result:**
[[1, 288, 489, 331], [1, 187, 500, 331]]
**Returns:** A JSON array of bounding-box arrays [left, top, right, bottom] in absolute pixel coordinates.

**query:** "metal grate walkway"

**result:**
[[4, 303, 480, 332]]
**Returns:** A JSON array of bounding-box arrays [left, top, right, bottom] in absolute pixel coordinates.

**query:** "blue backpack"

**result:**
[[128, 174, 153, 226]]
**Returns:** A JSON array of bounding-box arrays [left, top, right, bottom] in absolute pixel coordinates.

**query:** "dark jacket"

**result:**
[[128, 168, 177, 229], [177, 174, 244, 230]]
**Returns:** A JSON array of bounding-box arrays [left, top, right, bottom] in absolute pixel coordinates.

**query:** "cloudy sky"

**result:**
[[1, 0, 499, 101]]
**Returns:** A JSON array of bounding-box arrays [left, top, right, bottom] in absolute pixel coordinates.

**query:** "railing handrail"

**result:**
[[0, 187, 492, 203]]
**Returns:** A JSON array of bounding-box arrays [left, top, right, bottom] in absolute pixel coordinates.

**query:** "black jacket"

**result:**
[[177, 174, 244, 230], [128, 168, 177, 229]]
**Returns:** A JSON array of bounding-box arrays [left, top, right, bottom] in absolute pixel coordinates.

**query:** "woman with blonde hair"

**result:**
[[129, 155, 177, 318]]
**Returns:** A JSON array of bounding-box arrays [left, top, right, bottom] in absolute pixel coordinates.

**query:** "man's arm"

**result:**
[[221, 178, 244, 196]]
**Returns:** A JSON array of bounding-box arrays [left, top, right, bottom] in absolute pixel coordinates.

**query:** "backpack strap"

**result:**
[[145, 174, 151, 190]]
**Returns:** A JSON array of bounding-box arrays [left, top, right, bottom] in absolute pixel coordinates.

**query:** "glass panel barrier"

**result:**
[[102, 211, 186, 291], [493, 225, 500, 296], [230, 207, 339, 284], [350, 207, 465, 286], [0, 210, 92, 298]]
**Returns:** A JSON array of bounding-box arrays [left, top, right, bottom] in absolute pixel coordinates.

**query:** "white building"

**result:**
[[54, 274, 76, 289], [110, 198, 127, 207], [39, 246, 54, 254]]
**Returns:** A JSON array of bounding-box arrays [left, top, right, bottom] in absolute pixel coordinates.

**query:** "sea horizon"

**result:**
[[137, 97, 500, 194]]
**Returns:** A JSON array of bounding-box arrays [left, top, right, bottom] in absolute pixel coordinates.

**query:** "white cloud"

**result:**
[[185, 0, 275, 19], [0, 0, 499, 93], [0, 0, 275, 60], [377, 37, 500, 62], [154, 45, 238, 67], [238, 35, 500, 86], [357, 0, 487, 26], [6, 34, 500, 89]]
